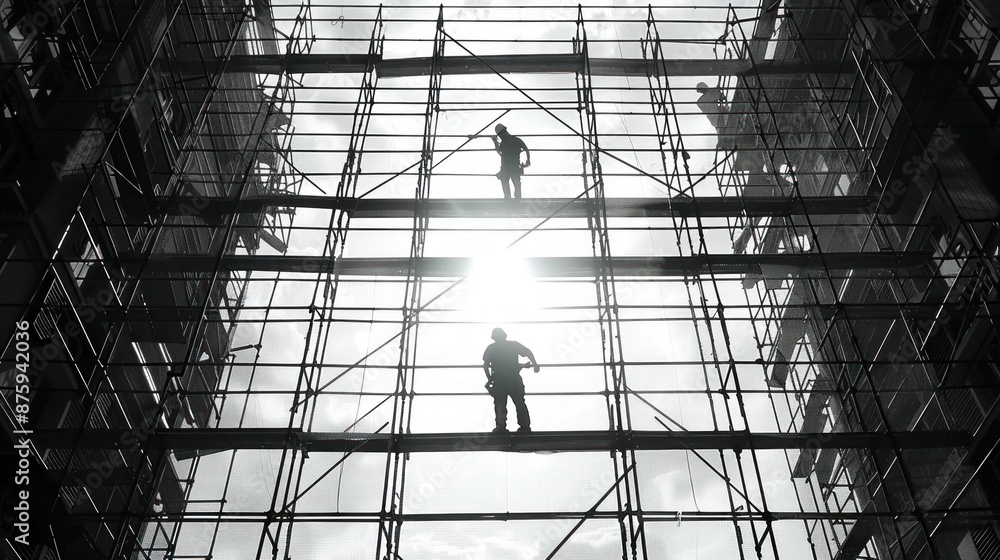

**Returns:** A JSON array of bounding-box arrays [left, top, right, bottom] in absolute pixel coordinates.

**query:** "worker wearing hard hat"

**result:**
[[491, 123, 531, 199], [482, 327, 540, 433]]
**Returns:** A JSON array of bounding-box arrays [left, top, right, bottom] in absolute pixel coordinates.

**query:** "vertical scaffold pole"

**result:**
[[263, 7, 384, 560], [574, 8, 648, 560], [376, 6, 444, 560], [248, 8, 323, 559]]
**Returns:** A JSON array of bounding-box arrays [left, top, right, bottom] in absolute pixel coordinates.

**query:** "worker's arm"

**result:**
[[493, 136, 502, 155], [522, 348, 540, 373], [482, 361, 496, 392], [521, 139, 531, 167]]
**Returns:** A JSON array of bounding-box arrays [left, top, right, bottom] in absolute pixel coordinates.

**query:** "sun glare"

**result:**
[[465, 251, 544, 325]]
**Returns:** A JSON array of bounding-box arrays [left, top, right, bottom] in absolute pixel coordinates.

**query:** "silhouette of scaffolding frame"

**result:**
[[17, 3, 1000, 560]]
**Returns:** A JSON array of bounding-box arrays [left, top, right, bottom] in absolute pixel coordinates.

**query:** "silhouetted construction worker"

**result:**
[[492, 123, 530, 199], [482, 327, 539, 433], [696, 82, 727, 130], [695, 82, 771, 188]]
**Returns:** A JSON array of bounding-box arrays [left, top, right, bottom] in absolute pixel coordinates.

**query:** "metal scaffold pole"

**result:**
[[376, 7, 444, 560], [573, 8, 649, 559]]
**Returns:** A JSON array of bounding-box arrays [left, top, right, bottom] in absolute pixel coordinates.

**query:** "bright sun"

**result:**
[[464, 251, 544, 326]]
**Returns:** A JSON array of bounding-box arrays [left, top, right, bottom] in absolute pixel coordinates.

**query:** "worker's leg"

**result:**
[[493, 390, 509, 431], [511, 175, 522, 199], [509, 379, 530, 431], [498, 175, 512, 199]]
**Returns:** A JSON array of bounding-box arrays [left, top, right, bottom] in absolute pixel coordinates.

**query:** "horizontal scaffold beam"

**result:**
[[119, 253, 930, 276], [102, 302, 989, 322], [33, 429, 969, 452], [49, 508, 998, 524], [162, 196, 878, 219], [201, 53, 835, 77]]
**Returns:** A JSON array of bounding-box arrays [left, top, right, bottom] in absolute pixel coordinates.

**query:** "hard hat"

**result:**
[[494, 123, 507, 134], [491, 327, 507, 341], [696, 82, 709, 92]]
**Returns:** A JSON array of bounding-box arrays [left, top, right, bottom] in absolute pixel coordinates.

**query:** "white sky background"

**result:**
[[164, 2, 859, 559]]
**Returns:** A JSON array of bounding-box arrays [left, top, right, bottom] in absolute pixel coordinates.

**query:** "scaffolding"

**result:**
[[3, 2, 1000, 560]]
